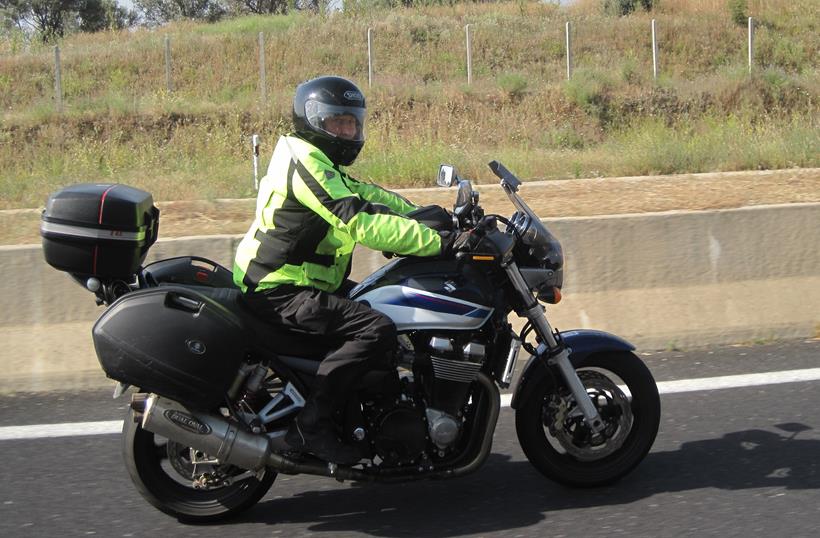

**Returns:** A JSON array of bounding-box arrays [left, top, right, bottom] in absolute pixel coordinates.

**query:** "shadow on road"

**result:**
[[234, 424, 819, 537]]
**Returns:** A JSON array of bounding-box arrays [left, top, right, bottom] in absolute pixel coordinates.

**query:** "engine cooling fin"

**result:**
[[430, 357, 482, 383]]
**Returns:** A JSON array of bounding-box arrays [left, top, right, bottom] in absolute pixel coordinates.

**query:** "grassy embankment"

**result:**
[[0, 0, 817, 208]]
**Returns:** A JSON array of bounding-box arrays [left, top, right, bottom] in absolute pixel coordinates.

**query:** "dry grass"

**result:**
[[2, 1, 816, 111], [0, 0, 817, 208]]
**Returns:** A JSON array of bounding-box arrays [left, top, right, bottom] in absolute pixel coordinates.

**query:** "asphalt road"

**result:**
[[1, 339, 818, 538]]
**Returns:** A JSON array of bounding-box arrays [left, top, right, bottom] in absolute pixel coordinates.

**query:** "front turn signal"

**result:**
[[538, 286, 562, 304]]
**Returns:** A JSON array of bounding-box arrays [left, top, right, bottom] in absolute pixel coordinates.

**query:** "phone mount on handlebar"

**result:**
[[453, 180, 473, 216], [437, 164, 483, 229]]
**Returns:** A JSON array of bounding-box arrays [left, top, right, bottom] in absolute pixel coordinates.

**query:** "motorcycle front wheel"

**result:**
[[515, 351, 660, 487], [122, 409, 277, 523]]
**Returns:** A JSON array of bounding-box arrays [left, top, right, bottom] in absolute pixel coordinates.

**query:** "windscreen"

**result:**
[[502, 181, 564, 270]]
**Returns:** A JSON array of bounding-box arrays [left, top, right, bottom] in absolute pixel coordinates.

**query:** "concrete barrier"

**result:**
[[1, 203, 818, 392]]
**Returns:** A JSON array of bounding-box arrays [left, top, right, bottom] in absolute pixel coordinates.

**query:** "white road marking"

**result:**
[[2, 367, 820, 441], [0, 420, 122, 441], [654, 367, 820, 394]]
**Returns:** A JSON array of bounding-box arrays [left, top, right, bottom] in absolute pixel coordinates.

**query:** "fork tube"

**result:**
[[503, 262, 553, 341], [504, 262, 604, 433]]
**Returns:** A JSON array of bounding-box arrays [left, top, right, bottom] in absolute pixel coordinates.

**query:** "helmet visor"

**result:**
[[305, 100, 366, 142]]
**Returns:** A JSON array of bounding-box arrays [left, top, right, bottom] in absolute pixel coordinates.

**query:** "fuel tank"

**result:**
[[349, 258, 495, 331]]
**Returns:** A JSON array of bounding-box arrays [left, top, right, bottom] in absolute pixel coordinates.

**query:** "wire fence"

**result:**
[[39, 17, 767, 113]]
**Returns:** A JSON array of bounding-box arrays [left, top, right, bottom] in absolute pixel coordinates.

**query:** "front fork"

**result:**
[[504, 261, 606, 434]]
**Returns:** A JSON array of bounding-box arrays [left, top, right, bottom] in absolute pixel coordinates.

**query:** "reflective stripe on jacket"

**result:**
[[233, 135, 442, 293]]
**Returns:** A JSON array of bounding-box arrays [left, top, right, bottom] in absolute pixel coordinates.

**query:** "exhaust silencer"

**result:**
[[139, 394, 271, 471]]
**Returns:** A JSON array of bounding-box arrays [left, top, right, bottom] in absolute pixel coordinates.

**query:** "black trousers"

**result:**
[[243, 283, 396, 418]]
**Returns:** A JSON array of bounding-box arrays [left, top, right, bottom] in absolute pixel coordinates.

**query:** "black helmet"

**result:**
[[292, 76, 366, 166]]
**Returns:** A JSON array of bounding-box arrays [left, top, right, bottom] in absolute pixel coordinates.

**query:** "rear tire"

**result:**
[[122, 410, 276, 523], [515, 351, 660, 487]]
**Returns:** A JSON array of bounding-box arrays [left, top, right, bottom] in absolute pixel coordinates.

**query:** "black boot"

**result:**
[[285, 388, 362, 465], [285, 416, 362, 465]]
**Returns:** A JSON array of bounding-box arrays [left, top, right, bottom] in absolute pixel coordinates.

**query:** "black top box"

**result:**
[[41, 184, 160, 279]]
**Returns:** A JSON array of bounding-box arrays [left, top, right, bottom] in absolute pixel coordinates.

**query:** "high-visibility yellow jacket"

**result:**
[[233, 135, 442, 293]]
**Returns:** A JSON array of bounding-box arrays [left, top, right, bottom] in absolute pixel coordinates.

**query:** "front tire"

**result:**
[[515, 351, 660, 487], [122, 410, 277, 523]]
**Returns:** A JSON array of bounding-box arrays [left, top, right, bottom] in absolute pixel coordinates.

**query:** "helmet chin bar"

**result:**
[[334, 145, 364, 167], [296, 131, 364, 167]]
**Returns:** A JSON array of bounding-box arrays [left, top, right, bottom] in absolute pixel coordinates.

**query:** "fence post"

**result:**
[[258, 32, 267, 104], [747, 17, 754, 74], [164, 36, 173, 92], [565, 22, 572, 80], [465, 24, 473, 85], [252, 134, 260, 191], [651, 19, 659, 80], [367, 28, 373, 88], [54, 46, 63, 113]]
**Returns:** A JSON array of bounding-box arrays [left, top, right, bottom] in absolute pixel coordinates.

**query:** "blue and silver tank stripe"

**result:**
[[385, 287, 492, 318]]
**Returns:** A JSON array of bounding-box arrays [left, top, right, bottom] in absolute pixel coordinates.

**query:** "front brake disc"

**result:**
[[544, 370, 633, 462]]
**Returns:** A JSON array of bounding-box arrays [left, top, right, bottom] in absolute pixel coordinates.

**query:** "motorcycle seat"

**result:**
[[169, 285, 336, 361]]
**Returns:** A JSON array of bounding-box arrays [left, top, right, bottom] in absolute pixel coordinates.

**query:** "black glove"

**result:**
[[439, 230, 478, 257]]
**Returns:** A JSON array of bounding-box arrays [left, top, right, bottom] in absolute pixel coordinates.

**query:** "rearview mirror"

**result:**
[[437, 164, 457, 187]]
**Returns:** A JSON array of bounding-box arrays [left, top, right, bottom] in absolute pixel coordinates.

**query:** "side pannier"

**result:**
[[93, 286, 247, 409]]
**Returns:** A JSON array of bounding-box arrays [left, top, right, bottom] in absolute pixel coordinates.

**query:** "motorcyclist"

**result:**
[[233, 75, 449, 464]]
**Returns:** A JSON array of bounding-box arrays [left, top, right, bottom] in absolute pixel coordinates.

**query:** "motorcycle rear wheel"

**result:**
[[122, 409, 276, 523], [515, 351, 660, 487]]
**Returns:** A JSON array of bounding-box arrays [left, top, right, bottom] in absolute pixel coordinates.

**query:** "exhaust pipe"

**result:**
[[443, 372, 500, 478], [137, 393, 368, 478], [139, 394, 271, 471], [136, 374, 500, 483]]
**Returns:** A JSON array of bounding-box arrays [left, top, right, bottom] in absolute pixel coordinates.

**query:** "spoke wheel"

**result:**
[[122, 410, 276, 522]]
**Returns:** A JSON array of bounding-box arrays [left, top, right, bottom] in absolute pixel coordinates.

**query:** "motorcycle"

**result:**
[[40, 161, 660, 522]]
